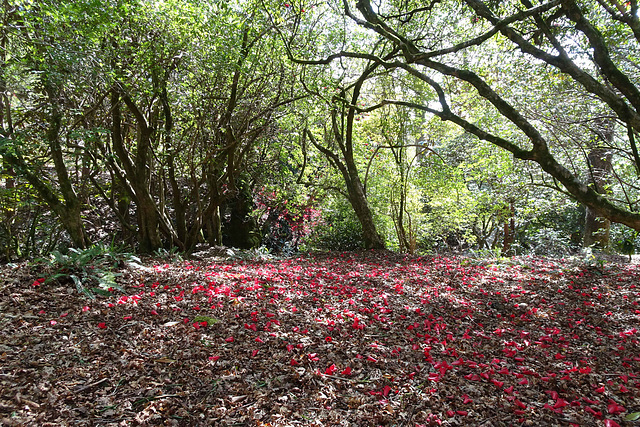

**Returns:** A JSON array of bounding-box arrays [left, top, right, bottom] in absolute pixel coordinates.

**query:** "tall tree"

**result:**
[[304, 62, 386, 249], [273, 2, 390, 248], [0, 0, 98, 249], [291, 0, 640, 234]]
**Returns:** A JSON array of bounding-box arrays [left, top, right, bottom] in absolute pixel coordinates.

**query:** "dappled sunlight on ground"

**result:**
[[0, 251, 638, 426]]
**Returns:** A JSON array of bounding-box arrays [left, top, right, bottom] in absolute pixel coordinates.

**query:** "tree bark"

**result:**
[[502, 200, 516, 256], [45, 101, 89, 249], [206, 204, 222, 246], [583, 128, 614, 248], [110, 90, 164, 252], [584, 207, 610, 248], [345, 171, 385, 249]]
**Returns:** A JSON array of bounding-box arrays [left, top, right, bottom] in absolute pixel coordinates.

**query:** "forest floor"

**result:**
[[0, 250, 639, 426]]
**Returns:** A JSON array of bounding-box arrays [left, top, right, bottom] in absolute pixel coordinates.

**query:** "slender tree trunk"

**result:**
[[345, 171, 385, 249], [205, 205, 222, 246], [44, 88, 89, 248], [395, 195, 410, 253], [0, 20, 13, 258], [167, 154, 187, 245], [306, 125, 385, 249], [502, 200, 515, 256]]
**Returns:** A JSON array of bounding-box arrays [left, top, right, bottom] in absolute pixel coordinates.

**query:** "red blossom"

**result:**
[[584, 406, 603, 418], [553, 399, 569, 409], [607, 400, 626, 415], [491, 379, 504, 388], [514, 400, 527, 409]]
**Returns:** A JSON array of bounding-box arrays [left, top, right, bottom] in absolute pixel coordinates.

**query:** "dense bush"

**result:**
[[306, 210, 365, 252]]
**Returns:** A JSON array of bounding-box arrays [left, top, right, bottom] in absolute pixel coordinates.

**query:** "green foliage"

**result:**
[[307, 204, 365, 251], [520, 228, 574, 257], [611, 225, 638, 257], [37, 244, 138, 299], [192, 315, 219, 325], [154, 247, 184, 263], [517, 200, 583, 256], [625, 412, 640, 422], [3, 0, 640, 258], [466, 247, 505, 260]]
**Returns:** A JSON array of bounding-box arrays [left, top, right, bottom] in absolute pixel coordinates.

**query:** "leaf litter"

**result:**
[[0, 251, 638, 426]]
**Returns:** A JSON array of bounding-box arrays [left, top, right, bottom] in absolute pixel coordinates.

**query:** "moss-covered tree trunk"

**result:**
[[109, 90, 167, 253], [583, 120, 614, 249], [344, 166, 385, 249], [502, 200, 515, 256], [584, 147, 613, 248]]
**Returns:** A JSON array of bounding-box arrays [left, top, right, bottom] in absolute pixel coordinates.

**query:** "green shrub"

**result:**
[[307, 210, 364, 251], [521, 227, 575, 256]]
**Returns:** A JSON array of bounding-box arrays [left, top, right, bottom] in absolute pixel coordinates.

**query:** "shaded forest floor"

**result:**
[[0, 250, 639, 426]]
